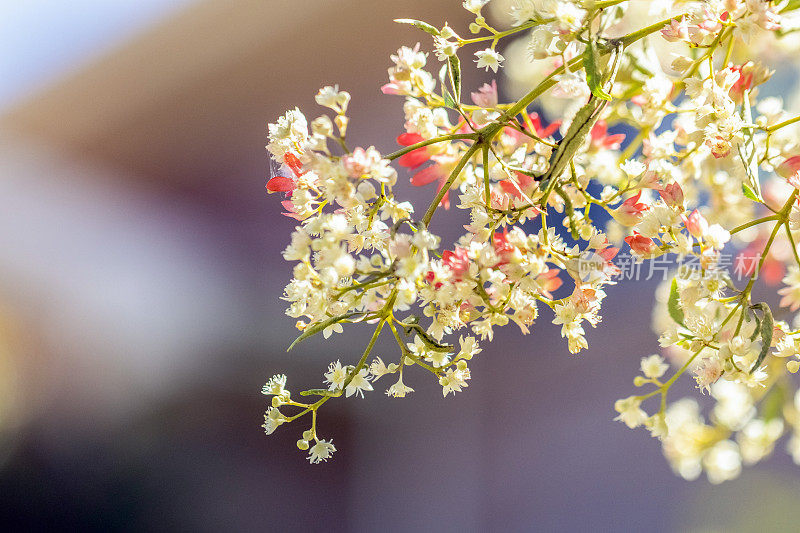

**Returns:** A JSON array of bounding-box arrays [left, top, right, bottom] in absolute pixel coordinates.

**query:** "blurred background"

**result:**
[[1, 1, 800, 531]]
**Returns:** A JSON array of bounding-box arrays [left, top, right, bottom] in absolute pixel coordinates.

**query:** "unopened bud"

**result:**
[[440, 24, 457, 40], [335, 115, 349, 137], [312, 115, 334, 137]]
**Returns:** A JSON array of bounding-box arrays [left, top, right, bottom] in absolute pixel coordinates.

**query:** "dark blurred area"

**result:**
[[1, 1, 800, 531]]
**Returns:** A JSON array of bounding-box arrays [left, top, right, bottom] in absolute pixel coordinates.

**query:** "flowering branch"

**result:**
[[259, 0, 800, 480]]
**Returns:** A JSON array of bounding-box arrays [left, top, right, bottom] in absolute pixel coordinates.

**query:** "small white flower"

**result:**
[[311, 115, 334, 137], [324, 360, 348, 392], [386, 375, 414, 398], [266, 108, 308, 159], [261, 374, 287, 396], [511, 0, 541, 26], [694, 357, 723, 394], [705, 224, 730, 250], [369, 357, 397, 380], [614, 396, 647, 429], [620, 159, 646, 179], [433, 37, 458, 60], [462, 0, 489, 14], [640, 354, 669, 379], [262, 408, 285, 435], [474, 48, 504, 73], [308, 439, 336, 463], [552, 2, 585, 32], [645, 413, 668, 440], [457, 336, 481, 360], [345, 368, 374, 398], [658, 327, 679, 347], [315, 85, 350, 113], [440, 366, 471, 396]]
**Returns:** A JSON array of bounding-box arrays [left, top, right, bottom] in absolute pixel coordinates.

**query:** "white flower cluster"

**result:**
[[258, 0, 800, 479]]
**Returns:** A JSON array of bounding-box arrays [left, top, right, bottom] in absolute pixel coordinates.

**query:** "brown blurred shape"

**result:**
[[0, 0, 470, 192]]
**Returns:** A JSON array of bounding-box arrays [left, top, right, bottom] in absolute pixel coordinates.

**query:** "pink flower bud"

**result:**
[[283, 152, 306, 177], [684, 209, 708, 237], [536, 269, 562, 298], [528, 112, 560, 138], [266, 176, 295, 193], [381, 83, 402, 95], [777, 155, 800, 179], [441, 247, 471, 281], [659, 182, 684, 209], [624, 232, 657, 256], [590, 120, 625, 150], [728, 65, 753, 103], [611, 191, 648, 226]]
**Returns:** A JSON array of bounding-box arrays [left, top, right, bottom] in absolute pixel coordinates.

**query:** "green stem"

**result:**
[[422, 141, 481, 226], [386, 133, 477, 161], [748, 190, 797, 286], [342, 319, 386, 391], [388, 321, 441, 376], [722, 29, 735, 65], [785, 222, 800, 269], [619, 13, 688, 47], [594, 0, 627, 8], [766, 114, 800, 133], [482, 144, 491, 208], [730, 214, 780, 235], [458, 20, 539, 45]]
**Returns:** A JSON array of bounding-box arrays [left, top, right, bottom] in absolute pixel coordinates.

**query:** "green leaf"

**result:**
[[742, 182, 760, 203], [394, 18, 440, 36], [287, 312, 362, 351], [299, 388, 342, 397], [401, 321, 454, 352], [540, 96, 603, 186], [583, 38, 612, 101], [781, 0, 800, 13], [668, 277, 685, 326], [442, 89, 457, 109], [447, 54, 461, 103], [749, 314, 761, 342], [750, 303, 774, 373]]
